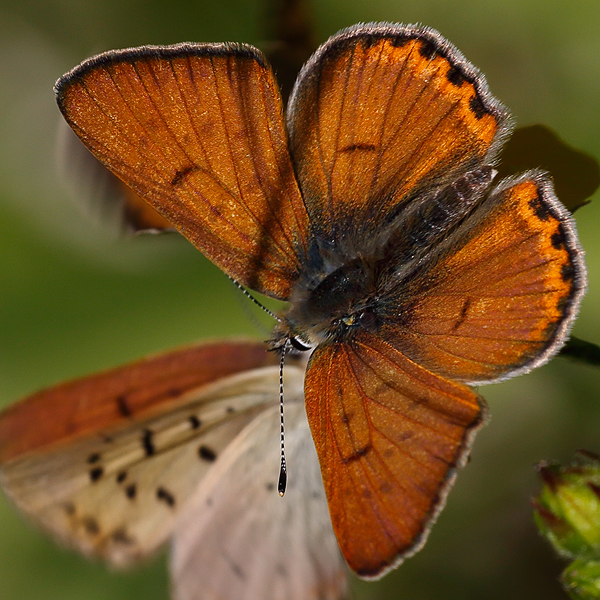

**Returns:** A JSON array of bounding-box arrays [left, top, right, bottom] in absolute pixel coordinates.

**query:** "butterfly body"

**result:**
[[0, 21, 587, 595], [278, 163, 498, 350]]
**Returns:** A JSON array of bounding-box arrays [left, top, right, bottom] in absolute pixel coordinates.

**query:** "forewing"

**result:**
[[385, 171, 586, 384], [55, 44, 309, 299], [0, 342, 282, 565], [287, 23, 511, 238], [172, 385, 347, 600], [304, 330, 485, 579]]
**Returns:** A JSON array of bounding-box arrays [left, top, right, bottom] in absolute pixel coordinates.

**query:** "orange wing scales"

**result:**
[[396, 174, 585, 383], [288, 27, 509, 233], [56, 45, 309, 299], [305, 331, 484, 578]]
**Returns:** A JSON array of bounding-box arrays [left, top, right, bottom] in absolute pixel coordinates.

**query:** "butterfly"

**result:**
[[0, 20, 586, 596]]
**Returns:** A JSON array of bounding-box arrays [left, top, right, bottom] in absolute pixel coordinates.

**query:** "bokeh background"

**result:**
[[0, 0, 599, 599]]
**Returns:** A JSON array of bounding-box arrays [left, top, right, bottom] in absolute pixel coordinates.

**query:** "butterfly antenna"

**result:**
[[228, 276, 281, 322], [277, 338, 290, 496], [229, 280, 272, 336]]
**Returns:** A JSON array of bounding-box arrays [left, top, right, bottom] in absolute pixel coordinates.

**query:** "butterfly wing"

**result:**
[[58, 122, 175, 234], [304, 330, 485, 579], [0, 342, 286, 565], [55, 44, 309, 299], [171, 397, 347, 600], [287, 23, 511, 239], [381, 171, 586, 384]]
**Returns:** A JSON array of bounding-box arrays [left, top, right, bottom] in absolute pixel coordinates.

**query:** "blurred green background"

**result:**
[[0, 0, 599, 599]]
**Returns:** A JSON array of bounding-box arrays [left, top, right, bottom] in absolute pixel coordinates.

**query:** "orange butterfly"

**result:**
[[0, 21, 586, 592]]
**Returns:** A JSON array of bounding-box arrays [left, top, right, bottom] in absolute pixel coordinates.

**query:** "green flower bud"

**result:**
[[561, 559, 600, 600], [533, 451, 600, 561]]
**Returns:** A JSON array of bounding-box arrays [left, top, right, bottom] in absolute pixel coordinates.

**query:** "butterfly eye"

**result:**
[[357, 307, 380, 332], [346, 306, 379, 327], [335, 306, 379, 337]]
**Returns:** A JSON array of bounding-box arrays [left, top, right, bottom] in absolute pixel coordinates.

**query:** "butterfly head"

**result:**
[[272, 250, 383, 350]]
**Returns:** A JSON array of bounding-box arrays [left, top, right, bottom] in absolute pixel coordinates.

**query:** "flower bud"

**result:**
[[561, 559, 600, 600], [533, 451, 600, 561]]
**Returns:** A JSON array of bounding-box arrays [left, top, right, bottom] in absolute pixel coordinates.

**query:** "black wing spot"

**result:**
[[116, 471, 128, 483], [171, 165, 199, 186], [357, 34, 382, 50], [112, 528, 135, 545], [82, 516, 100, 536], [142, 429, 155, 456], [390, 34, 411, 48], [339, 143, 377, 153], [226, 406, 236, 413], [561, 262, 576, 282], [116, 395, 132, 417], [125, 484, 137, 500], [469, 94, 488, 120], [157, 486, 176, 507], [446, 65, 466, 87], [342, 443, 372, 464], [199, 445, 217, 462], [90, 467, 104, 482], [87, 453, 101, 464], [555, 293, 569, 315], [189, 415, 201, 429], [418, 39, 438, 59], [453, 297, 471, 330], [529, 194, 551, 221], [551, 227, 566, 250]]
